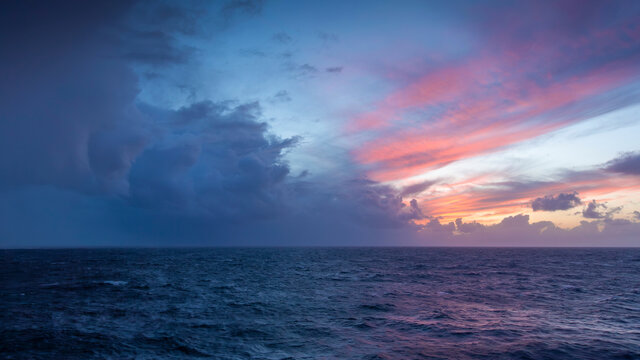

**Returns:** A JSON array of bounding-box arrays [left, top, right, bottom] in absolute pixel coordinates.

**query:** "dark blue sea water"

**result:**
[[2, 248, 640, 359]]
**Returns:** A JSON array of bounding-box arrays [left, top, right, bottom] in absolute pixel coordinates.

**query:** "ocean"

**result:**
[[1, 248, 639, 359]]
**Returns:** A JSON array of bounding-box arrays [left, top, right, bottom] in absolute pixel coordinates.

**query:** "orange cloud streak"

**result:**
[[415, 175, 640, 225]]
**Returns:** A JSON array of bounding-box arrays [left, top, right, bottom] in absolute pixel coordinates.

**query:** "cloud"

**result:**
[[130, 3, 200, 35], [497, 214, 532, 228], [238, 48, 267, 57], [318, 32, 339, 42], [348, 2, 640, 182], [582, 200, 607, 219], [221, 0, 264, 18], [270, 90, 292, 103], [284, 63, 319, 78], [0, 0, 303, 234], [285, 63, 343, 78], [88, 129, 148, 194], [531, 192, 581, 211], [272, 32, 292, 44], [129, 100, 300, 219], [407, 199, 426, 221], [411, 158, 640, 224], [120, 1, 232, 66], [298, 63, 318, 74], [425, 213, 562, 246], [634, 211, 640, 220], [455, 218, 485, 234], [313, 179, 427, 229], [400, 180, 437, 197], [605, 151, 640, 175], [0, 0, 145, 193], [424, 218, 455, 233], [1, 0, 639, 247], [122, 30, 195, 65]]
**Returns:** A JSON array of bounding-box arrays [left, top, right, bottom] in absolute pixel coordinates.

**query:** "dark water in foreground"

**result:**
[[1, 248, 640, 359]]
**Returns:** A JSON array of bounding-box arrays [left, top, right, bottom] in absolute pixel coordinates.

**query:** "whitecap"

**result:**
[[103, 280, 127, 286]]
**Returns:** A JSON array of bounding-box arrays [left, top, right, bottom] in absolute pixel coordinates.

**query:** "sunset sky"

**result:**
[[1, 0, 640, 246]]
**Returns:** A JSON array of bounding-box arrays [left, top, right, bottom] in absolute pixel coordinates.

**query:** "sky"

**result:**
[[1, 0, 640, 247]]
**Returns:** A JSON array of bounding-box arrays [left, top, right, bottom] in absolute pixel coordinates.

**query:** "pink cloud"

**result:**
[[348, 31, 640, 182]]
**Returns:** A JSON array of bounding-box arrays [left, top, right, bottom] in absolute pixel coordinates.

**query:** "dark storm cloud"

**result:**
[[0, 0, 133, 44], [313, 179, 426, 229], [0, 0, 231, 194], [88, 129, 148, 194], [531, 192, 582, 211], [0, 0, 300, 235], [129, 101, 300, 219], [0, 0, 143, 192], [605, 151, 640, 175]]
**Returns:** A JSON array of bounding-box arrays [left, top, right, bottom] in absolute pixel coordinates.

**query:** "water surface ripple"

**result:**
[[2, 248, 640, 359]]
